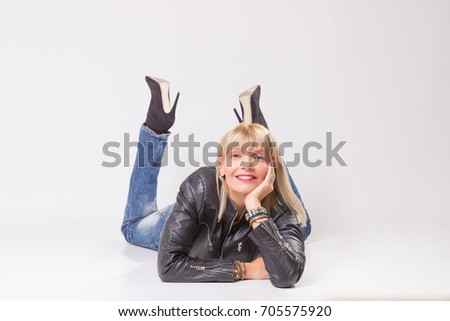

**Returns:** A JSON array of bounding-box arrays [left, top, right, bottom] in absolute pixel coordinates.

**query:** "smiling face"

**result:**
[[219, 142, 270, 204], [216, 123, 278, 211]]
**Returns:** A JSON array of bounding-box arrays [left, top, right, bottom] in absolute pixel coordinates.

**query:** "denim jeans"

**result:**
[[121, 125, 174, 250], [121, 124, 311, 251]]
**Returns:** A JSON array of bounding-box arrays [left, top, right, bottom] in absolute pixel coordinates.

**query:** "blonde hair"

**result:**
[[216, 123, 307, 225]]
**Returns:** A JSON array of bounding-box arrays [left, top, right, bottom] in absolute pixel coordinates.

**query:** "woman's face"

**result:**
[[219, 142, 270, 201]]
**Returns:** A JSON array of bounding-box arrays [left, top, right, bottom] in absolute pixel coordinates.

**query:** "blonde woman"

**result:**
[[121, 76, 311, 287]]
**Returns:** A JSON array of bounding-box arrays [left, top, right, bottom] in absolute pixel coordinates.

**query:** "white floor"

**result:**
[[1, 216, 449, 301]]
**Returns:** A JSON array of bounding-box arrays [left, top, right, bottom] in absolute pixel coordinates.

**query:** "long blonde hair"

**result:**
[[216, 123, 307, 225]]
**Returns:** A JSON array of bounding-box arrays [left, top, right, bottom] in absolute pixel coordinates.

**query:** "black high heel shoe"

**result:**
[[233, 85, 268, 129], [144, 76, 180, 134]]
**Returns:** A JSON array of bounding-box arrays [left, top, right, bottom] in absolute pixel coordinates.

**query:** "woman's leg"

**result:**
[[121, 76, 180, 250], [121, 125, 174, 250], [286, 169, 312, 239]]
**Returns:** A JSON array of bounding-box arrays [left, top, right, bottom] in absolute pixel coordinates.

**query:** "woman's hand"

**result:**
[[244, 161, 276, 210], [243, 257, 270, 280]]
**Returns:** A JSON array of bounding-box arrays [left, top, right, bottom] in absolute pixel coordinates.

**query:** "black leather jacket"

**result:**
[[157, 167, 306, 288]]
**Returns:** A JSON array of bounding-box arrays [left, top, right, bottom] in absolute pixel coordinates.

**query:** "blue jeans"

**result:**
[[121, 125, 174, 250], [288, 175, 312, 238], [121, 125, 312, 251]]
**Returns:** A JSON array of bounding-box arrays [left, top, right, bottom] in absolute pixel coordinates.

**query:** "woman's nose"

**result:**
[[241, 155, 256, 168]]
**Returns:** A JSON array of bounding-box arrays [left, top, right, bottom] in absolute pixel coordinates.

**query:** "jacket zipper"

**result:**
[[189, 263, 234, 276], [260, 220, 296, 261], [200, 222, 214, 252], [220, 210, 238, 258], [237, 236, 249, 252]]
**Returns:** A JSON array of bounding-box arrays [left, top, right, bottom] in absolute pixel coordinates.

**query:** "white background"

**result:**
[[0, 0, 449, 300]]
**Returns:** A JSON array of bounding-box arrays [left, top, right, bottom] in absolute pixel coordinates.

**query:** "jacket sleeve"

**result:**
[[248, 212, 306, 288], [157, 174, 235, 282]]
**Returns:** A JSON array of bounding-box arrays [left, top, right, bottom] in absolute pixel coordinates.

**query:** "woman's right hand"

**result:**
[[243, 161, 276, 211], [243, 257, 270, 279]]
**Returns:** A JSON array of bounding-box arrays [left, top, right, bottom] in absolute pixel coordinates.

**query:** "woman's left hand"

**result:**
[[244, 161, 276, 210]]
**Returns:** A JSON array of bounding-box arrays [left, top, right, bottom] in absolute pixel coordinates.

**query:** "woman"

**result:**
[[121, 76, 311, 288]]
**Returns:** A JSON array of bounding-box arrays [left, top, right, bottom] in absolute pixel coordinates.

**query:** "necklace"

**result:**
[[233, 209, 247, 225]]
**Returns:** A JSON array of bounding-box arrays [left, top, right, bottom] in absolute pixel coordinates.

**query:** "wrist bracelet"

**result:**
[[233, 260, 245, 281], [239, 261, 245, 280], [249, 214, 269, 225], [245, 207, 268, 222]]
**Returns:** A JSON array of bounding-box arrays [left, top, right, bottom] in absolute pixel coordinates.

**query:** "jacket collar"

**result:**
[[222, 197, 248, 226]]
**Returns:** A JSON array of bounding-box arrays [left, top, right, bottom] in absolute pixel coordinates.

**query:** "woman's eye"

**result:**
[[254, 155, 265, 161], [231, 153, 240, 158]]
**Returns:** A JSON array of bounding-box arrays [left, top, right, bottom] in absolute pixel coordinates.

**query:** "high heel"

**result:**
[[235, 85, 268, 128], [233, 108, 243, 123], [144, 76, 180, 134]]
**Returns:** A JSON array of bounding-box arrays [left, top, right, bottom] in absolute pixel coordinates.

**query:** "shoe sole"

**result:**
[[149, 76, 171, 114]]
